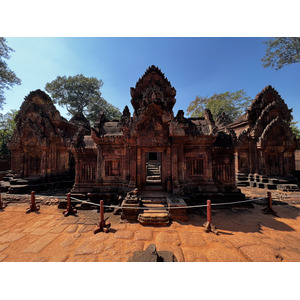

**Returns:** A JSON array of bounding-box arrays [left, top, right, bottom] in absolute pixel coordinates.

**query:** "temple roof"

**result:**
[[134, 65, 173, 90], [69, 112, 91, 135], [130, 65, 176, 114], [101, 121, 123, 136]]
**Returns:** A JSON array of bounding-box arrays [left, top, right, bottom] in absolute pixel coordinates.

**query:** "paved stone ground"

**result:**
[[1, 188, 300, 262]]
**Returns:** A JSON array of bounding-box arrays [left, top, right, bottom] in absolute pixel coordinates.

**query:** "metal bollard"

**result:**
[[26, 191, 40, 213], [0, 193, 6, 210], [263, 192, 278, 217], [63, 193, 77, 217], [94, 200, 111, 234], [203, 199, 218, 235]]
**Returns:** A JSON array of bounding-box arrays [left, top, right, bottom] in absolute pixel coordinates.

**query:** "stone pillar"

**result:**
[[178, 143, 184, 183], [136, 148, 142, 190], [166, 146, 172, 192], [75, 159, 80, 184], [41, 150, 47, 177], [124, 144, 130, 183], [97, 146, 103, 183], [172, 145, 180, 192], [129, 146, 137, 188], [206, 146, 213, 180]]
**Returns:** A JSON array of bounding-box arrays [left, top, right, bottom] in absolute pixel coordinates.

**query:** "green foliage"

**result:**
[[0, 37, 21, 109], [0, 109, 18, 155], [45, 74, 121, 125], [291, 120, 300, 143], [261, 37, 300, 70], [186, 90, 252, 121]]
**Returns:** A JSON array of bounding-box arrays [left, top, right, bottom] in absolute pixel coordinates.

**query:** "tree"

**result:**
[[0, 37, 21, 109], [186, 90, 252, 121], [261, 37, 300, 70], [0, 109, 18, 155], [45, 74, 121, 125]]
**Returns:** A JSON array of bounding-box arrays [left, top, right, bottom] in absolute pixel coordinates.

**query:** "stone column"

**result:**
[[129, 146, 137, 188], [206, 146, 213, 180], [172, 145, 180, 192], [41, 150, 47, 177], [97, 146, 103, 183], [137, 148, 142, 190], [166, 146, 172, 192]]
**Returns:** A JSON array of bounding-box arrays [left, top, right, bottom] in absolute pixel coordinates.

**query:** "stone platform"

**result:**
[[1, 187, 300, 262], [122, 191, 187, 225]]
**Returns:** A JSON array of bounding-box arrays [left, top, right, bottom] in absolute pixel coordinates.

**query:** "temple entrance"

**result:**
[[145, 152, 162, 186]]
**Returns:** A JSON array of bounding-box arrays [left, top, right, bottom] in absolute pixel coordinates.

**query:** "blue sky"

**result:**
[[3, 37, 300, 124]]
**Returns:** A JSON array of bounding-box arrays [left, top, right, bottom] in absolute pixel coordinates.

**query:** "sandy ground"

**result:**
[[0, 187, 300, 262]]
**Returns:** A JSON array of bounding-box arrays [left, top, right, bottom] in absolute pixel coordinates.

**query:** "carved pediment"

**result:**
[[130, 65, 176, 115]]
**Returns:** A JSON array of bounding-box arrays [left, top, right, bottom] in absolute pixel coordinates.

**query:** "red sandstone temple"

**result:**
[[3, 66, 298, 205]]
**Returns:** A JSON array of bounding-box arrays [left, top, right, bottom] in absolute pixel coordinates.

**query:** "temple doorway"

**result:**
[[145, 152, 162, 185]]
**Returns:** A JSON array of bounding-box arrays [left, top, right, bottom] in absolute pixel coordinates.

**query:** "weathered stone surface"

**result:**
[[129, 243, 177, 262], [0, 233, 25, 243], [78, 225, 95, 233], [279, 249, 300, 262], [125, 241, 145, 254], [238, 244, 279, 262], [180, 232, 207, 248], [232, 85, 297, 189], [48, 254, 69, 262], [29, 227, 51, 236], [181, 248, 209, 262], [155, 231, 181, 247], [60, 237, 77, 250], [0, 230, 9, 236], [74, 242, 106, 255], [0, 254, 8, 262], [205, 247, 245, 262], [66, 224, 78, 233], [114, 230, 134, 240], [0, 244, 9, 252], [6, 89, 77, 193], [134, 229, 153, 241], [23, 233, 59, 253]]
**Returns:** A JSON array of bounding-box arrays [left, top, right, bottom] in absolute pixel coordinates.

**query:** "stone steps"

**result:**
[[237, 174, 299, 191]]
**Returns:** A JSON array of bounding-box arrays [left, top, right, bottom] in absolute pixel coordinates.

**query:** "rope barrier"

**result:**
[[68, 195, 268, 211]]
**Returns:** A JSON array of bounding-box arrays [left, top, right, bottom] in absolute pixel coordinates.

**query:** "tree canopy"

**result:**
[[45, 74, 121, 125], [0, 37, 21, 110], [0, 109, 18, 155], [186, 90, 252, 121], [261, 37, 300, 70]]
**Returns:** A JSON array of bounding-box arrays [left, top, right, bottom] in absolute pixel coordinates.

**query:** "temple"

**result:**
[[2, 66, 298, 210], [222, 85, 298, 190]]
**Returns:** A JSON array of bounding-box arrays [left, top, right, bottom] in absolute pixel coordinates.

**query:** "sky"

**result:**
[[3, 37, 300, 124]]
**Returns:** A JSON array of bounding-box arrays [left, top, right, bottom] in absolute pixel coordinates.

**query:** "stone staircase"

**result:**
[[137, 191, 187, 226], [237, 173, 300, 191], [0, 173, 74, 194], [138, 194, 169, 225], [146, 163, 161, 184]]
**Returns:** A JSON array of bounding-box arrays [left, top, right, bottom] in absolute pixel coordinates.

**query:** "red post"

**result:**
[[263, 191, 278, 216], [26, 191, 40, 213], [94, 199, 111, 234], [207, 199, 211, 224], [203, 199, 218, 234], [63, 193, 77, 217], [267, 192, 272, 209], [67, 193, 71, 207], [0, 192, 6, 209], [100, 200, 104, 223]]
